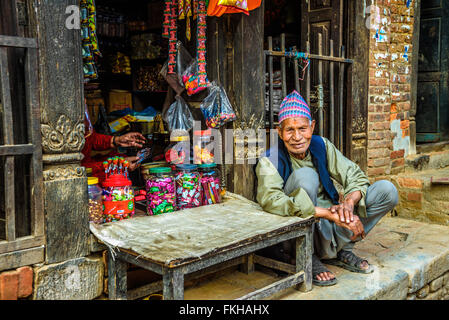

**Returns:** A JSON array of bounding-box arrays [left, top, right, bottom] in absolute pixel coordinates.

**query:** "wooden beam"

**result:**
[[0, 235, 45, 254], [0, 245, 44, 271], [0, 144, 35, 156], [0, 35, 38, 48]]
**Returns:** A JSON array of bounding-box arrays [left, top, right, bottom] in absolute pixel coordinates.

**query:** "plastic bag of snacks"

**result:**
[[163, 95, 194, 132], [160, 41, 194, 95], [181, 61, 211, 96], [200, 84, 236, 128]]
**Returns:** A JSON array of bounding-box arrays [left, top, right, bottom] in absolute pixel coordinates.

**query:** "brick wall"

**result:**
[[0, 267, 33, 300], [367, 0, 415, 178]]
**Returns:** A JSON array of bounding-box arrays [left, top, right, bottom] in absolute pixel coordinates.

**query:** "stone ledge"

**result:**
[[270, 216, 449, 300]]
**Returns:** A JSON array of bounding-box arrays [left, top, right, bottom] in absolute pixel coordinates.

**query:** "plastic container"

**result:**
[[199, 163, 222, 206], [165, 133, 190, 165], [88, 177, 103, 224], [146, 167, 176, 215], [175, 164, 201, 210], [141, 161, 167, 181], [86, 167, 93, 177], [102, 174, 135, 222], [193, 129, 214, 164]]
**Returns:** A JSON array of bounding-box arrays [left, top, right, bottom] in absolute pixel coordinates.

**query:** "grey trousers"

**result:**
[[284, 167, 399, 260]]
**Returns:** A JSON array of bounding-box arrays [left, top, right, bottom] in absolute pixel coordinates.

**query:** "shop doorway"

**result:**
[[264, 0, 352, 153], [416, 0, 449, 143]]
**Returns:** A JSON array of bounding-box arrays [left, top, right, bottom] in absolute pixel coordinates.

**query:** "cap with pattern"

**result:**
[[278, 90, 312, 123]]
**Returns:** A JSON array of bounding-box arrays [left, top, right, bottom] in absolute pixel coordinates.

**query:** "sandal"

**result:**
[[323, 250, 374, 274], [312, 255, 338, 286]]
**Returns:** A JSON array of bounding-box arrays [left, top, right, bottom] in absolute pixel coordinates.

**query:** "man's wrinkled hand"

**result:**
[[125, 156, 140, 172], [331, 213, 365, 241], [329, 201, 354, 224]]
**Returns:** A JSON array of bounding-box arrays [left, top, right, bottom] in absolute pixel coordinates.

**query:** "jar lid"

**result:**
[[141, 161, 166, 169], [170, 136, 189, 142], [193, 129, 212, 136], [149, 167, 172, 173], [199, 163, 217, 169], [86, 167, 93, 174], [88, 177, 99, 185], [102, 174, 132, 187], [175, 164, 198, 171]]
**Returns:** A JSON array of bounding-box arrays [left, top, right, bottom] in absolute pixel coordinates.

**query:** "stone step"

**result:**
[[391, 167, 449, 226], [268, 217, 449, 300], [405, 148, 449, 172]]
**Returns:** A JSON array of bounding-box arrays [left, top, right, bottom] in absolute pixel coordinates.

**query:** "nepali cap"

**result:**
[[278, 90, 312, 123]]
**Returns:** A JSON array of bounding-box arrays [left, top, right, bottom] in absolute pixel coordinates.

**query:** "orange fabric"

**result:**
[[207, 0, 261, 16]]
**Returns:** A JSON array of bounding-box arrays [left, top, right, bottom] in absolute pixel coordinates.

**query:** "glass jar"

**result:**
[[88, 177, 103, 224], [102, 174, 135, 223], [198, 163, 222, 206], [193, 129, 214, 164], [146, 167, 176, 215], [164, 132, 190, 165], [174, 164, 201, 210]]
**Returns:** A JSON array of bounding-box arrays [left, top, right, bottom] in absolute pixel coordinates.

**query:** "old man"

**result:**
[[255, 90, 398, 286]]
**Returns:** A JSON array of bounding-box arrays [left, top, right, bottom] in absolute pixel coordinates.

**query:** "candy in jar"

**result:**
[[198, 163, 221, 206], [146, 167, 176, 215], [88, 177, 103, 224], [193, 129, 214, 164], [102, 174, 135, 223], [175, 164, 201, 210]]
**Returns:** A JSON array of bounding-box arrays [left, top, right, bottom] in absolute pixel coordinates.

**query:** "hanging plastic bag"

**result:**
[[200, 84, 236, 128], [163, 95, 195, 132], [160, 41, 194, 95], [181, 60, 211, 96]]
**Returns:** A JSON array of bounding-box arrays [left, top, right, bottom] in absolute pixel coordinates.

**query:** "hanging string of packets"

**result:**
[[102, 156, 130, 179], [284, 49, 310, 81], [80, 0, 101, 81]]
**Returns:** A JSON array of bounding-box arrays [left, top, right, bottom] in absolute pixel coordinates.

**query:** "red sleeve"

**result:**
[[90, 131, 113, 151]]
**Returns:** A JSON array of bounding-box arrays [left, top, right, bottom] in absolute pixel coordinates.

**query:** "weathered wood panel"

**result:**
[[0, 245, 44, 272], [37, 0, 88, 263]]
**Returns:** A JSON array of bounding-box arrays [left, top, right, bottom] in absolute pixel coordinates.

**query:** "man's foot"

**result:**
[[323, 250, 374, 274], [312, 255, 338, 286]]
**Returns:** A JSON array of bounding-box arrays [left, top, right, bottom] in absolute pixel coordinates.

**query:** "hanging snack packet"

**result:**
[[200, 84, 236, 128], [181, 60, 211, 96], [160, 41, 194, 95], [163, 95, 195, 131]]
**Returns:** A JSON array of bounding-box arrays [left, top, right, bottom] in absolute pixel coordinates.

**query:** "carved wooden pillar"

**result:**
[[37, 0, 89, 264], [347, 0, 370, 172]]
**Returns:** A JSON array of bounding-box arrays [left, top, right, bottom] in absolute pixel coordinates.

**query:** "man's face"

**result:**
[[277, 117, 315, 158]]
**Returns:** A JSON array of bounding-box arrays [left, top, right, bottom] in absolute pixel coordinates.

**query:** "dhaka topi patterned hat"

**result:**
[[278, 90, 312, 123]]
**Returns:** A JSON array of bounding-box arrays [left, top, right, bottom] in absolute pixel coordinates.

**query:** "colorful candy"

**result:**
[[146, 168, 176, 215], [102, 185, 135, 223], [199, 164, 222, 206], [175, 165, 201, 210]]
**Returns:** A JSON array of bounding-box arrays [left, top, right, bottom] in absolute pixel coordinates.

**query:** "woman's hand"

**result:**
[[125, 156, 141, 172], [113, 132, 146, 148]]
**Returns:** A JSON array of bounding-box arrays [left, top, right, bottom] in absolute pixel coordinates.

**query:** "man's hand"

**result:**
[[125, 156, 140, 172], [113, 132, 146, 148], [331, 213, 366, 241], [315, 207, 365, 241], [329, 201, 355, 224]]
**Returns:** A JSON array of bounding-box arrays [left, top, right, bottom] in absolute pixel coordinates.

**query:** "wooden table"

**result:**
[[91, 194, 314, 300]]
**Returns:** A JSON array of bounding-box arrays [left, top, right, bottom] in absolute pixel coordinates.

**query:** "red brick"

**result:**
[[397, 177, 423, 189], [390, 149, 405, 159], [407, 192, 422, 202], [392, 158, 405, 168], [0, 270, 19, 300], [17, 267, 33, 298]]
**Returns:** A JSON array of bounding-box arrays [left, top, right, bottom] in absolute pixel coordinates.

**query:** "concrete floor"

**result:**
[[179, 216, 449, 300]]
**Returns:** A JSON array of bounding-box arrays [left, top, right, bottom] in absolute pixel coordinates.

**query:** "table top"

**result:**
[[90, 193, 314, 267]]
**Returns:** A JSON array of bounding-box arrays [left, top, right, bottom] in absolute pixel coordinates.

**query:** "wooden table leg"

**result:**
[[108, 249, 128, 300], [240, 253, 255, 274], [296, 228, 313, 292], [163, 268, 184, 300]]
